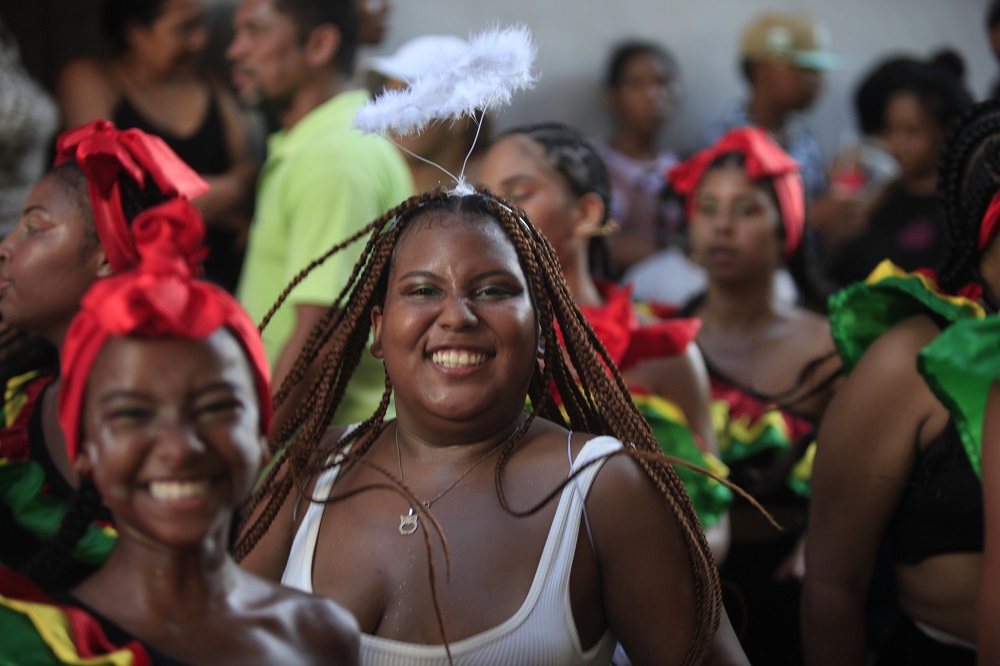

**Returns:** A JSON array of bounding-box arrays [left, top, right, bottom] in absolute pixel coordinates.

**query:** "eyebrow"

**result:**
[[21, 205, 47, 216], [397, 269, 519, 282], [97, 381, 241, 404]]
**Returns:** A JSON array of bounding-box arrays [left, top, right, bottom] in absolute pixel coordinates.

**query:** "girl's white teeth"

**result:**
[[432, 350, 487, 368], [149, 479, 211, 501]]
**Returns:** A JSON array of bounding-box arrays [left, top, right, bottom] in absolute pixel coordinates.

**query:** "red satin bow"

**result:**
[[59, 199, 271, 464], [669, 127, 805, 259], [54, 120, 210, 273]]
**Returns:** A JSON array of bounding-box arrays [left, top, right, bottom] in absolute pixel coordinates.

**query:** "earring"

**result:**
[[592, 220, 620, 237]]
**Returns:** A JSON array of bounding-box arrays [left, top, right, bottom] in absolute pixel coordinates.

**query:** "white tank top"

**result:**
[[282, 433, 621, 665]]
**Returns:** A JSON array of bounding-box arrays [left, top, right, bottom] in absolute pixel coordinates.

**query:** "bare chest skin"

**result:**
[[303, 425, 607, 648], [696, 312, 839, 419]]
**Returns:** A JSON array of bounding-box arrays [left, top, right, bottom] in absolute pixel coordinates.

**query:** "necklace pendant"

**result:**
[[399, 507, 419, 536]]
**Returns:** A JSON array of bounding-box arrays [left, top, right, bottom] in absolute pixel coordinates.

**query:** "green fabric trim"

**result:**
[[0, 462, 116, 565], [918, 316, 1000, 480], [635, 402, 733, 528], [829, 267, 984, 373]]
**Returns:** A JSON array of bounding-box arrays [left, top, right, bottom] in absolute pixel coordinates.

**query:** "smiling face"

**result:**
[[0, 172, 105, 345], [371, 211, 537, 434], [227, 0, 308, 113], [78, 331, 266, 550], [688, 163, 783, 284]]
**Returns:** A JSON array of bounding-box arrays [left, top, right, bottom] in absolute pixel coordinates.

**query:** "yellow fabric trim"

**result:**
[[0, 594, 136, 666], [711, 400, 790, 446], [4, 370, 43, 428], [865, 260, 986, 316], [790, 442, 816, 482], [629, 393, 689, 426]]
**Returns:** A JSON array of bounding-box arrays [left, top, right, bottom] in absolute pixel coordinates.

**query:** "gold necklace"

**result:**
[[395, 413, 527, 536]]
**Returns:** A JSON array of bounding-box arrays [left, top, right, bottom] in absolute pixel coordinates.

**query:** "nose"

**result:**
[[439, 296, 478, 329], [154, 420, 207, 461], [226, 31, 244, 61]]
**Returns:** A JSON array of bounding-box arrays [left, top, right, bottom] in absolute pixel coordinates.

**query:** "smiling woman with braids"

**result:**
[[477, 121, 733, 564], [803, 99, 1000, 665], [235, 188, 738, 665], [0, 120, 207, 583], [0, 199, 359, 665]]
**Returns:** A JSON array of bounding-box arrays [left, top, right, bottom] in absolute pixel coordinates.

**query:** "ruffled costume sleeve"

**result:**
[[0, 372, 116, 570], [828, 259, 985, 373], [827, 259, 987, 479], [917, 316, 1000, 479], [576, 281, 733, 527], [0, 565, 153, 665]]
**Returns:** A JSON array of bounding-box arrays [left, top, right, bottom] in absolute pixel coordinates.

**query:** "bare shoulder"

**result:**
[[239, 570, 360, 663], [857, 313, 940, 380], [56, 57, 118, 126]]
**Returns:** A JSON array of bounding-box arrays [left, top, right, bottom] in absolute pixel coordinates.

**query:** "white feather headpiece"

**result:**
[[354, 25, 537, 192]]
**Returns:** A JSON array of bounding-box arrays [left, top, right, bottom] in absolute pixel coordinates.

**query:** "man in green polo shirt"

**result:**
[[228, 0, 413, 431]]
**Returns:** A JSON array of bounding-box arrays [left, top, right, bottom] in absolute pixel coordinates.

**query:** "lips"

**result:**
[[430, 349, 490, 368]]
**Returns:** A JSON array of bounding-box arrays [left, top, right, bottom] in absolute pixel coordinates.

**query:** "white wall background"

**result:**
[[362, 0, 995, 159]]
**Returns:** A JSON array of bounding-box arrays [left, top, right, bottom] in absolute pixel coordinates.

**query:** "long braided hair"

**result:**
[[235, 188, 722, 664], [937, 98, 1000, 296]]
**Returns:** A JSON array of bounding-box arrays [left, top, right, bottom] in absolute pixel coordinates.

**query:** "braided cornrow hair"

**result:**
[[235, 188, 721, 664], [495, 121, 619, 280], [22, 481, 104, 591], [937, 98, 1000, 294]]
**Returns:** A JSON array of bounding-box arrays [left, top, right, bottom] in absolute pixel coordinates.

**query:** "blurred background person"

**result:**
[[595, 40, 683, 274], [824, 56, 972, 286], [0, 19, 58, 237], [55, 0, 257, 294]]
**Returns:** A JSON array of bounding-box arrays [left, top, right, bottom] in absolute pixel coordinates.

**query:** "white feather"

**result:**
[[354, 25, 538, 137]]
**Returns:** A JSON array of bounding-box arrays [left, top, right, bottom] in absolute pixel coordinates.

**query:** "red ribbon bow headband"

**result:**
[[669, 126, 805, 259], [978, 188, 1000, 253], [54, 120, 210, 273], [59, 199, 272, 464]]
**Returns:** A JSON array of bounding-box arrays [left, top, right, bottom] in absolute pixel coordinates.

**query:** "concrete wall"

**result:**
[[367, 0, 995, 159]]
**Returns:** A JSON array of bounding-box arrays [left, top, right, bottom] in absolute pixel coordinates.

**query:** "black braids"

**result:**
[[937, 99, 1000, 292], [22, 480, 104, 590]]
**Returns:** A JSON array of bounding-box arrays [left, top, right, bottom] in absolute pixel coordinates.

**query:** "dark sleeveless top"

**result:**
[[112, 94, 229, 176], [112, 92, 244, 293], [887, 418, 984, 565]]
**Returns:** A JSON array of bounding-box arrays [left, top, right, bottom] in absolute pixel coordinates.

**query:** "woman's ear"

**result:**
[[74, 443, 95, 480], [572, 192, 609, 239], [370, 305, 384, 359], [94, 249, 112, 278]]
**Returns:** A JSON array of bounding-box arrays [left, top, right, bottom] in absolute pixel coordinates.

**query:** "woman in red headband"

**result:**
[[803, 100, 1000, 664], [670, 126, 842, 665], [0, 200, 359, 665], [0, 119, 207, 583]]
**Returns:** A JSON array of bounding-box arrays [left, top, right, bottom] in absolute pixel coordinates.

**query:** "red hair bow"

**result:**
[[59, 199, 271, 464], [54, 120, 210, 273], [669, 127, 805, 259], [978, 188, 1000, 253]]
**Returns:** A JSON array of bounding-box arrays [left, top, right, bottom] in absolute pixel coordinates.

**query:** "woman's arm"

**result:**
[[55, 58, 118, 129], [588, 451, 745, 664], [802, 316, 943, 666], [978, 383, 1000, 664]]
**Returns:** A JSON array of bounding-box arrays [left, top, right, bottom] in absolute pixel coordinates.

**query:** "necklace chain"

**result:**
[[395, 413, 526, 535]]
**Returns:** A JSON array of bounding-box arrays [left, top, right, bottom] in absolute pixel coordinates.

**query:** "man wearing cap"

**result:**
[[361, 34, 485, 193], [707, 12, 840, 199], [227, 0, 412, 431], [707, 12, 862, 297]]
